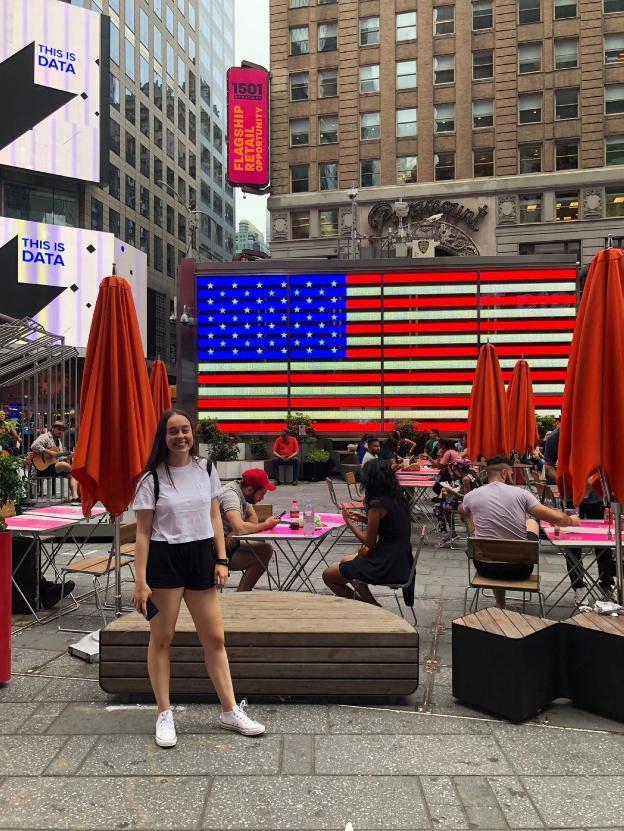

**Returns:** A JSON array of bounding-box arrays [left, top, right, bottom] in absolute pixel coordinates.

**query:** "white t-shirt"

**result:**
[[361, 451, 377, 467], [132, 459, 224, 543]]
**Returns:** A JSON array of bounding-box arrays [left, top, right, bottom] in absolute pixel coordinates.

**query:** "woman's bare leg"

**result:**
[[147, 587, 184, 713]]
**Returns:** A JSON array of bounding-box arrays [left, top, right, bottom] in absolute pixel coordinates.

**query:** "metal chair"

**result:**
[[344, 471, 363, 501], [325, 477, 363, 511], [353, 525, 427, 627], [463, 536, 544, 616]]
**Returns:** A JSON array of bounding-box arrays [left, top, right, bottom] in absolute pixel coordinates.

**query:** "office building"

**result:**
[[235, 218, 270, 254], [267, 0, 624, 265]]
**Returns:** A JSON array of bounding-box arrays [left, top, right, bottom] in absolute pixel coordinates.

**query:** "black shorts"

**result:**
[[36, 466, 68, 479], [473, 531, 538, 581], [147, 538, 217, 590]]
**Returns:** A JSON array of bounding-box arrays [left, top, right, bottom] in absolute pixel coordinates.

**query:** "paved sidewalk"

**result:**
[[3, 481, 624, 830]]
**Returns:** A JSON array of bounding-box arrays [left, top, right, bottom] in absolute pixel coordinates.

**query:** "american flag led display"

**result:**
[[196, 267, 576, 433]]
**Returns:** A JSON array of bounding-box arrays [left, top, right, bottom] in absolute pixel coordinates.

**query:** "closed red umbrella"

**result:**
[[72, 275, 156, 613], [507, 359, 539, 456], [150, 359, 172, 419], [467, 343, 511, 461]]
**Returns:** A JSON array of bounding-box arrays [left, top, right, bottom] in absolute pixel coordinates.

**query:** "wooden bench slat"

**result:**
[[100, 645, 420, 663], [102, 661, 416, 679], [100, 677, 419, 696]]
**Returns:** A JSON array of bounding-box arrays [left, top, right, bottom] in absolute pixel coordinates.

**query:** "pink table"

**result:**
[[6, 516, 75, 533], [25, 505, 108, 522]]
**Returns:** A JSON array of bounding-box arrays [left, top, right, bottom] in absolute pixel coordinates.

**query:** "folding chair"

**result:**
[[353, 525, 427, 627], [325, 477, 363, 511], [58, 549, 134, 632], [464, 536, 544, 616], [254, 503, 273, 522], [344, 471, 363, 502]]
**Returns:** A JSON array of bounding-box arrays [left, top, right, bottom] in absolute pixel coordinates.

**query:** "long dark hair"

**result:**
[[361, 458, 408, 513], [141, 408, 199, 487]]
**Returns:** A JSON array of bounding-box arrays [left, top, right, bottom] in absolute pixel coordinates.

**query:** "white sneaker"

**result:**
[[219, 699, 265, 736], [155, 709, 177, 748], [574, 588, 587, 606]]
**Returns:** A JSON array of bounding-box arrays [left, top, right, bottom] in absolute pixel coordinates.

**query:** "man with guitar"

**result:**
[[29, 421, 80, 504]]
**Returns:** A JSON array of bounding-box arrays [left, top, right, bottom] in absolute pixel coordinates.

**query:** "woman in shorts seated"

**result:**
[[322, 458, 413, 606]]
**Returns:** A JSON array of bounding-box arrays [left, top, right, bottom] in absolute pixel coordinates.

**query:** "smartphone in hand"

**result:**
[[145, 597, 159, 620]]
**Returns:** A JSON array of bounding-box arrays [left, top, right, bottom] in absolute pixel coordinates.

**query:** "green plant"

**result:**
[[536, 414, 558, 438], [394, 419, 427, 454], [304, 448, 330, 463], [197, 418, 221, 444], [0, 455, 25, 530], [285, 411, 315, 435], [210, 434, 240, 462], [0, 433, 15, 452], [249, 436, 267, 460]]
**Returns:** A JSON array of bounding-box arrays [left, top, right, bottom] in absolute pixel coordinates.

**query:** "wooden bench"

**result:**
[[452, 607, 559, 721], [100, 592, 419, 699], [560, 612, 624, 722]]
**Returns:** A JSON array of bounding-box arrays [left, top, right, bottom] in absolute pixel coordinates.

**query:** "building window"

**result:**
[[360, 64, 380, 94], [519, 193, 542, 222], [519, 93, 542, 123], [361, 159, 381, 187], [556, 192, 579, 221], [605, 34, 624, 63], [140, 144, 150, 178], [154, 235, 163, 272], [396, 11, 417, 41], [290, 72, 309, 101], [126, 133, 136, 167], [605, 84, 624, 114], [554, 38, 578, 69], [109, 208, 120, 238], [396, 108, 417, 137], [125, 88, 135, 125], [555, 88, 579, 119], [319, 209, 339, 237], [110, 22, 120, 65], [291, 211, 310, 239], [319, 68, 338, 98], [318, 22, 337, 52], [166, 128, 175, 159], [473, 49, 494, 79], [290, 118, 309, 146], [434, 103, 455, 132], [154, 196, 163, 227], [519, 42, 542, 73], [290, 26, 309, 55], [397, 156, 418, 184], [167, 243, 175, 278], [109, 119, 120, 155], [606, 135, 624, 165], [319, 162, 338, 190], [556, 139, 579, 169], [167, 205, 175, 235], [606, 186, 624, 216], [474, 148, 494, 177], [397, 60, 417, 89], [140, 104, 149, 136], [125, 38, 135, 81], [519, 143, 542, 173], [554, 0, 577, 18], [91, 198, 103, 231], [290, 164, 309, 192], [434, 152, 455, 180], [518, 0, 541, 23], [125, 218, 136, 248], [140, 186, 150, 219], [519, 240, 580, 257], [360, 111, 381, 140], [178, 213, 186, 243], [434, 5, 455, 35], [319, 115, 338, 144], [125, 175, 136, 210], [289, 0, 308, 6], [110, 75, 120, 110], [360, 17, 380, 46], [472, 0, 493, 29], [605, 0, 624, 11], [473, 99, 494, 128], [434, 54, 454, 84]]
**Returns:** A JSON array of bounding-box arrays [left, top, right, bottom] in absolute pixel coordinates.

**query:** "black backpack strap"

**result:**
[[152, 470, 160, 503], [206, 459, 212, 477]]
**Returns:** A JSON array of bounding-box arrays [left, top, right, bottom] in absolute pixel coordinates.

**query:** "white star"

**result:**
[[232, 299, 238, 305], [244, 290, 250, 296], [281, 332, 288, 338], [306, 297, 313, 304], [306, 331, 313, 338], [307, 347, 313, 354], [331, 297, 338, 304], [294, 289, 300, 296], [269, 323, 275, 329], [319, 306, 325, 312], [256, 298, 262, 304], [207, 333, 214, 339], [281, 281, 287, 288], [332, 347, 337, 353], [232, 282, 238, 289], [331, 331, 337, 338], [256, 347, 263, 354], [232, 332, 238, 339], [306, 314, 312, 321], [244, 323, 251, 329], [220, 340, 226, 346], [220, 290, 225, 297], [207, 316, 213, 322], [208, 348, 214, 354], [294, 339, 300, 346], [219, 307, 226, 314], [319, 289, 325, 296], [320, 339, 325, 345], [306, 281, 312, 288], [331, 314, 337, 321], [219, 323, 226, 330], [294, 322, 300, 329], [233, 348, 239, 354], [281, 315, 287, 321], [269, 290, 274, 296], [269, 307, 275, 314], [281, 298, 287, 304], [331, 280, 337, 287], [233, 315, 238, 322], [319, 323, 325, 329], [256, 281, 263, 288], [206, 298, 214, 305], [294, 306, 300, 313], [244, 307, 251, 313], [282, 347, 287, 354], [207, 282, 214, 289], [269, 340, 275, 346], [245, 340, 251, 346]]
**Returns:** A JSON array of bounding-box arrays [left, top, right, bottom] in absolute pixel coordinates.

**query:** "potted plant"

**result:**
[[536, 414, 558, 439], [0, 455, 24, 525], [210, 434, 241, 479], [302, 447, 333, 482], [249, 436, 267, 461], [197, 418, 220, 457], [394, 419, 428, 455], [0, 455, 25, 685]]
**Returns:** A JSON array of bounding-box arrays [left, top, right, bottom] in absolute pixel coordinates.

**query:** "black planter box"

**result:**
[[452, 608, 559, 722], [560, 612, 624, 722], [302, 460, 333, 482]]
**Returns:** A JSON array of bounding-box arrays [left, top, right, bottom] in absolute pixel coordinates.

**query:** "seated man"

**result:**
[[271, 429, 300, 485], [29, 420, 80, 503], [460, 455, 579, 609], [219, 468, 278, 591], [361, 437, 381, 468]]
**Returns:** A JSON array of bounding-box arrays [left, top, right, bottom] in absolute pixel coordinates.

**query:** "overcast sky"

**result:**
[[234, 0, 270, 240]]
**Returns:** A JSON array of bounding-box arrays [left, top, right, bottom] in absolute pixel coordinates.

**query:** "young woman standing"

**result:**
[[132, 409, 265, 747]]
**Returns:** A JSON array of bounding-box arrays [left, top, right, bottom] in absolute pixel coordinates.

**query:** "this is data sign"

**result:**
[[0, 218, 147, 353], [227, 65, 270, 188], [0, 0, 106, 183]]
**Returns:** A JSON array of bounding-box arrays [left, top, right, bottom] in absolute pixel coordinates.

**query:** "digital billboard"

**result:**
[[0, 0, 106, 183], [0, 218, 147, 353], [227, 65, 270, 189], [194, 264, 577, 433]]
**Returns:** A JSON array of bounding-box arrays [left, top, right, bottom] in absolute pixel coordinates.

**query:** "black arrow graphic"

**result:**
[[0, 236, 67, 319], [0, 43, 77, 151]]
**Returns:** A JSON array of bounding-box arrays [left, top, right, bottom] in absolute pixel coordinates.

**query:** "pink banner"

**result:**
[[227, 66, 270, 188]]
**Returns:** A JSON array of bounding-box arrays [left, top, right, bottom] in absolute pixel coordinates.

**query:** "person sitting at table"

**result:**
[[424, 429, 440, 459], [361, 437, 381, 468], [219, 469, 279, 591], [396, 430, 417, 460], [356, 433, 372, 465], [29, 421, 80, 504], [322, 458, 413, 606], [271, 429, 300, 485], [434, 459, 480, 548], [380, 433, 400, 465], [460, 455, 580, 609]]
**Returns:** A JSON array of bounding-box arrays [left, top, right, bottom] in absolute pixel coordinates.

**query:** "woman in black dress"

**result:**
[[322, 458, 413, 606]]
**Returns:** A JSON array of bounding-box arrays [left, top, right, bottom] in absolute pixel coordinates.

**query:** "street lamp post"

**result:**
[[347, 184, 358, 260], [156, 180, 210, 259]]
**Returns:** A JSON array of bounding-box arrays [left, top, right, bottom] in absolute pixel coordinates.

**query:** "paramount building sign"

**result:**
[[368, 199, 489, 234]]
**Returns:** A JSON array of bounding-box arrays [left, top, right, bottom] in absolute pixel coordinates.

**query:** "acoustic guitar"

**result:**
[[32, 450, 72, 473]]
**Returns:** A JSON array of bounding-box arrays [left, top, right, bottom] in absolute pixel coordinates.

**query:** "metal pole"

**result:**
[[614, 502, 623, 604], [351, 197, 357, 260], [113, 514, 122, 616]]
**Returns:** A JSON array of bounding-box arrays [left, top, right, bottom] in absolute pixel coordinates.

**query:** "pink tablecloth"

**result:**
[[6, 515, 74, 533], [25, 505, 107, 521]]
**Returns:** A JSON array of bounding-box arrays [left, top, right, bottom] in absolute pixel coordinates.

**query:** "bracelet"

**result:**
[[215, 558, 229, 567]]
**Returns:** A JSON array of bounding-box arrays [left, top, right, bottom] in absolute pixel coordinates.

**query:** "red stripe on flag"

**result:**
[[381, 272, 479, 284], [347, 296, 478, 310], [212, 421, 386, 433], [479, 293, 576, 307], [198, 373, 289, 385], [348, 347, 479, 358], [345, 274, 383, 285], [347, 321, 479, 334], [480, 319, 575, 333], [479, 269, 576, 283]]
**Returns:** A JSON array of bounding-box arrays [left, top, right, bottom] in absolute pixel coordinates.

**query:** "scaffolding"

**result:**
[[0, 313, 79, 450]]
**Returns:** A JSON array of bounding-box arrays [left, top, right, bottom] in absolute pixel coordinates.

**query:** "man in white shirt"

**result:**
[[361, 438, 381, 469]]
